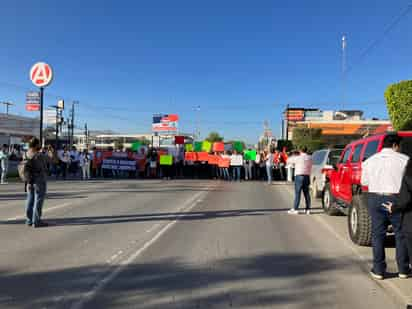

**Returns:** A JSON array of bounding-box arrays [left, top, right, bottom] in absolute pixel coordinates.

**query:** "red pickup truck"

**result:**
[[322, 132, 412, 246]]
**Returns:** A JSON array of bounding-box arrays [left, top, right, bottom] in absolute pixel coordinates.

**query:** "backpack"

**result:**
[[18, 154, 35, 183]]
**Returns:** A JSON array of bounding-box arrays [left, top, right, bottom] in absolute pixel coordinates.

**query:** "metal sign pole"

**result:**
[[40, 87, 44, 146]]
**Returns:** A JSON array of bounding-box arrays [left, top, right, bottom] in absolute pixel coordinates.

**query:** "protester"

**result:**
[[69, 146, 80, 176], [230, 150, 243, 182], [79, 149, 92, 180], [244, 149, 253, 181], [362, 134, 410, 280], [148, 149, 158, 178], [0, 144, 9, 184], [287, 147, 312, 215], [221, 151, 231, 181], [384, 157, 412, 270], [24, 138, 50, 228], [265, 149, 274, 184], [57, 147, 70, 179]]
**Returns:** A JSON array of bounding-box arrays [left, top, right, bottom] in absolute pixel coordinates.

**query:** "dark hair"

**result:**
[[383, 134, 402, 149], [29, 137, 40, 149], [300, 146, 308, 153]]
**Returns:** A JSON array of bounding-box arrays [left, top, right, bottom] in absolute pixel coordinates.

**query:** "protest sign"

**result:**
[[202, 141, 212, 153], [185, 144, 193, 152], [244, 150, 257, 161], [233, 141, 244, 152], [194, 142, 203, 152], [160, 155, 173, 166], [213, 142, 225, 152], [218, 157, 230, 168], [208, 155, 219, 165], [185, 152, 197, 161], [197, 152, 209, 162], [131, 141, 142, 151]]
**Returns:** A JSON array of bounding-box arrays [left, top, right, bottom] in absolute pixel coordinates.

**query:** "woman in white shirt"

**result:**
[[230, 150, 243, 182], [265, 149, 274, 185], [79, 149, 91, 180]]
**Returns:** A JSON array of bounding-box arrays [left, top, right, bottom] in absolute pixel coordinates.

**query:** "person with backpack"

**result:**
[[23, 138, 50, 228]]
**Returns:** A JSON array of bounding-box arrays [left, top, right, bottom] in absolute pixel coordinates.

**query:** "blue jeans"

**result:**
[[266, 165, 272, 184], [367, 193, 410, 275], [222, 168, 230, 180], [293, 175, 311, 210], [26, 182, 47, 225], [232, 166, 241, 181]]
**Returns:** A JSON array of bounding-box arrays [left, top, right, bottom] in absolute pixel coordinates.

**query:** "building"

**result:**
[[0, 113, 38, 145], [283, 108, 392, 147]]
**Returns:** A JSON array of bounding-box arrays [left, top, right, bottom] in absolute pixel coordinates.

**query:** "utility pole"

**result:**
[[1, 101, 13, 115], [84, 123, 88, 147], [285, 103, 289, 141], [69, 101, 79, 148]]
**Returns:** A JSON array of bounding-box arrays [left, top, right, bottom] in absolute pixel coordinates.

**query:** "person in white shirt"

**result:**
[[287, 147, 313, 215], [79, 149, 92, 180], [361, 134, 410, 280], [58, 147, 71, 179], [230, 150, 243, 182], [0, 144, 9, 184]]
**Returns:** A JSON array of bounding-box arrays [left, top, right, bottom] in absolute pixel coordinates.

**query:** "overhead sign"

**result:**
[[152, 114, 179, 133], [26, 91, 40, 111], [30, 62, 53, 87]]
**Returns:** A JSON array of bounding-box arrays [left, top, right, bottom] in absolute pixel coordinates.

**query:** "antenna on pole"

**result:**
[[1, 101, 14, 115], [342, 35, 347, 112]]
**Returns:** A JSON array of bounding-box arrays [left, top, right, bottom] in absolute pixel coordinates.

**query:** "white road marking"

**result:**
[[70, 186, 214, 309]]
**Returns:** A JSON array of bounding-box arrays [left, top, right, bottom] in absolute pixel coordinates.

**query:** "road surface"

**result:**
[[0, 180, 410, 308]]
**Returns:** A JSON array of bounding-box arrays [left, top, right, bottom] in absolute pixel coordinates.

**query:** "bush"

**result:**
[[385, 80, 412, 131], [292, 128, 323, 153]]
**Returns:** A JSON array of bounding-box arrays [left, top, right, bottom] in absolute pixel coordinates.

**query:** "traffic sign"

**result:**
[[30, 62, 53, 87]]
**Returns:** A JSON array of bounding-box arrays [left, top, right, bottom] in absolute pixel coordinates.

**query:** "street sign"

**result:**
[[57, 99, 64, 110], [30, 62, 53, 87], [26, 91, 40, 111]]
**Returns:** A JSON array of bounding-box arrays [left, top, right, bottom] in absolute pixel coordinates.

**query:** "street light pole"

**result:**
[[1, 101, 13, 115]]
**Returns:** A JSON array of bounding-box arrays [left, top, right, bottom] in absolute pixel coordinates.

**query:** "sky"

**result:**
[[0, 0, 411, 143]]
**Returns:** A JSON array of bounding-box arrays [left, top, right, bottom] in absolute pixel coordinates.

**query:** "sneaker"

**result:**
[[399, 273, 410, 279], [25, 221, 32, 226], [370, 270, 384, 280], [287, 209, 299, 215], [305, 210, 311, 215]]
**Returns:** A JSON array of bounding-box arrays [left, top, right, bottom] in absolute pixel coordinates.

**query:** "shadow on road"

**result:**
[[0, 252, 357, 308], [0, 208, 308, 226]]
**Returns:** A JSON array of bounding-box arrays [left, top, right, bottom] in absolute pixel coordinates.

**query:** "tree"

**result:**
[[292, 127, 323, 153], [385, 80, 412, 131], [206, 131, 224, 142]]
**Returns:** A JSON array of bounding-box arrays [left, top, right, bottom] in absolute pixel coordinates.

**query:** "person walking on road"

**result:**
[[25, 138, 50, 228], [384, 157, 412, 272], [287, 147, 312, 215], [0, 144, 9, 184], [362, 135, 411, 280]]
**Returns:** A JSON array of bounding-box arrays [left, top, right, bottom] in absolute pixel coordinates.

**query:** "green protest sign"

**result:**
[[160, 155, 173, 166], [185, 144, 194, 152], [131, 141, 142, 151], [233, 141, 244, 152], [202, 140, 212, 153], [244, 150, 257, 161], [194, 142, 203, 152]]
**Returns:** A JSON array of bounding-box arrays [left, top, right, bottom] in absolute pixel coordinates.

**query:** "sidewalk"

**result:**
[[279, 182, 412, 306]]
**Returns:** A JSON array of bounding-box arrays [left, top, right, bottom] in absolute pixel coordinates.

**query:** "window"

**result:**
[[351, 144, 364, 163], [312, 151, 326, 165], [328, 150, 342, 166], [363, 140, 379, 161], [341, 147, 352, 164]]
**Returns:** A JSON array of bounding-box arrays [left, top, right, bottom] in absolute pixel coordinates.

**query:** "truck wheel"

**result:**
[[322, 183, 340, 215], [348, 194, 372, 246], [311, 179, 322, 199]]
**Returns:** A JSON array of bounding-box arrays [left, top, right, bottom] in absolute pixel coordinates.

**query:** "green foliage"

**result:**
[[206, 131, 224, 143], [385, 80, 412, 131], [292, 128, 323, 153]]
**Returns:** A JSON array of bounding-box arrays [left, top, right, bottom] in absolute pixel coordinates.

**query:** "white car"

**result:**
[[310, 149, 342, 198]]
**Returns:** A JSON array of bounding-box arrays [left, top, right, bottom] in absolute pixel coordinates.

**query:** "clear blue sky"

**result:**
[[1, 0, 411, 143]]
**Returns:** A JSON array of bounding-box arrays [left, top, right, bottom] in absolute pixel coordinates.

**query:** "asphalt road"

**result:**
[[0, 180, 411, 309]]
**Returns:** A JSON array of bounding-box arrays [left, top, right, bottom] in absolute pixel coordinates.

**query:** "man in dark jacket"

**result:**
[[25, 138, 50, 228]]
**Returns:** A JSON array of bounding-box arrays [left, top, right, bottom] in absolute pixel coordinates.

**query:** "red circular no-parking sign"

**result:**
[[30, 62, 53, 87]]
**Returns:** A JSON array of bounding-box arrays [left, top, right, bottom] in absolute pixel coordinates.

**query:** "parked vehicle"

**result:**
[[322, 132, 412, 246], [310, 149, 342, 198]]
